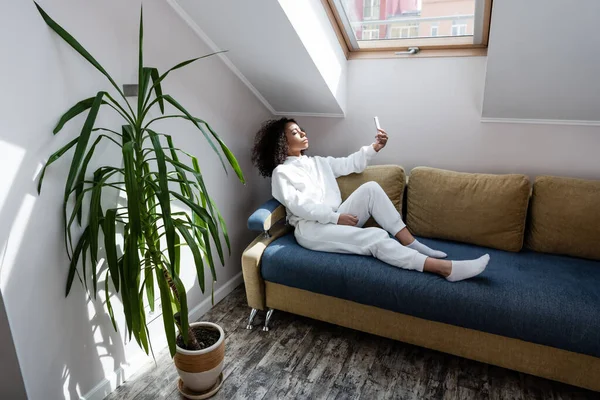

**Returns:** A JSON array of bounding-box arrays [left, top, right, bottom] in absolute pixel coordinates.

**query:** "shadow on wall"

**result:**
[[0, 134, 129, 398], [0, 0, 138, 396], [61, 278, 128, 399]]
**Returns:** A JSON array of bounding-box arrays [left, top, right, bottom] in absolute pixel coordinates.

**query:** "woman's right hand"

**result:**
[[338, 214, 359, 226]]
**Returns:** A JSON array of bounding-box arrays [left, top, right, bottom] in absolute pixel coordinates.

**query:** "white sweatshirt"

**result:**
[[272, 145, 377, 226]]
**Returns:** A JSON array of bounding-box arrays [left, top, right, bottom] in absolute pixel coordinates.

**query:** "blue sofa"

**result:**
[[241, 165, 600, 392]]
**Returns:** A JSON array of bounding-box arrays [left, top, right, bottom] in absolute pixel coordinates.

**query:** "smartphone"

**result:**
[[374, 116, 381, 131]]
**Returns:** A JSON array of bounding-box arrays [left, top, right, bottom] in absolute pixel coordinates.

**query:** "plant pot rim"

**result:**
[[175, 321, 224, 356]]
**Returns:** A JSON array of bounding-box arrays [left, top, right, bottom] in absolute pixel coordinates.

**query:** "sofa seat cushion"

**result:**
[[261, 233, 600, 358]]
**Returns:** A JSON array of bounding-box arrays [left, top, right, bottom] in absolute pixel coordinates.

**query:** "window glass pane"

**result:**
[[338, 0, 475, 46]]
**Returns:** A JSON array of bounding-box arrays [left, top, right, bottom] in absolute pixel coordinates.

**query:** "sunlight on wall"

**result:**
[[0, 141, 25, 213], [87, 270, 124, 399], [0, 194, 35, 292], [83, 268, 170, 400], [62, 365, 82, 400], [74, 264, 172, 400]]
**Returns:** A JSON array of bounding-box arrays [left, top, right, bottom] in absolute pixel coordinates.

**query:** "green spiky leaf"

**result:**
[[38, 137, 78, 194]]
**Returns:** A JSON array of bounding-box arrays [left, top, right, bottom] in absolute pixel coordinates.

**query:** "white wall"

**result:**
[[0, 0, 270, 399], [294, 57, 600, 180], [483, 0, 600, 121]]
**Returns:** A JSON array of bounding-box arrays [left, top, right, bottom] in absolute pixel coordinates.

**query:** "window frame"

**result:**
[[321, 0, 493, 59]]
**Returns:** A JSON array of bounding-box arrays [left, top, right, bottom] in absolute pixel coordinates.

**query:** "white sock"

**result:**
[[407, 239, 447, 259], [447, 254, 490, 282]]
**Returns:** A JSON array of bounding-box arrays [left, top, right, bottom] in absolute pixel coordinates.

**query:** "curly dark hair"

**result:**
[[251, 117, 305, 177]]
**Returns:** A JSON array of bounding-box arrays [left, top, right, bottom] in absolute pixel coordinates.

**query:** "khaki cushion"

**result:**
[[337, 165, 405, 228], [526, 175, 600, 260], [407, 167, 530, 252]]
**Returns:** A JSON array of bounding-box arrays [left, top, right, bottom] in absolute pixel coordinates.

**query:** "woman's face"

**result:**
[[284, 122, 309, 155]]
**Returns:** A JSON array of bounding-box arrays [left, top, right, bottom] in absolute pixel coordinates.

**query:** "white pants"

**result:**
[[294, 182, 428, 272]]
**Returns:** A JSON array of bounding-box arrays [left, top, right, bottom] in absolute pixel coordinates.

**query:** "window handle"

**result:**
[[395, 47, 420, 56]]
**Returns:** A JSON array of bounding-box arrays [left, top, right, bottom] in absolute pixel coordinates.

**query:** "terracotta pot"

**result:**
[[173, 322, 225, 392]]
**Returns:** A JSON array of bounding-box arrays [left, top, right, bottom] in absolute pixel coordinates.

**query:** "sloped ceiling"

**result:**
[[483, 0, 600, 122], [170, 0, 347, 117]]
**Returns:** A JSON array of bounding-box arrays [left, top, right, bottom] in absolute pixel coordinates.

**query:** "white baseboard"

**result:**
[[481, 117, 600, 127], [80, 363, 136, 400], [81, 272, 244, 400], [188, 271, 244, 322]]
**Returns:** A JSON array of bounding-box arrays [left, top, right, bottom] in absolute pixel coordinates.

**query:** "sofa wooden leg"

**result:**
[[246, 308, 258, 330], [262, 308, 275, 332]]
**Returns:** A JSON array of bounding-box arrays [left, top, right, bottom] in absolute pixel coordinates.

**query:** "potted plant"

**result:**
[[35, 3, 243, 395]]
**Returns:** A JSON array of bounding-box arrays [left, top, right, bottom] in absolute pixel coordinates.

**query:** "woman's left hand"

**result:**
[[373, 129, 388, 152]]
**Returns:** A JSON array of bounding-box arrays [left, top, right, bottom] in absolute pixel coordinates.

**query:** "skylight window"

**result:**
[[325, 0, 492, 56]]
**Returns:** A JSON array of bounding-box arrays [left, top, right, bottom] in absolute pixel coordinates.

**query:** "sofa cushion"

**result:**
[[526, 175, 600, 260], [337, 165, 405, 228], [261, 234, 600, 358], [407, 167, 530, 252]]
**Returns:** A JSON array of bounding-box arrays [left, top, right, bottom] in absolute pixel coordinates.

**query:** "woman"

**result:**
[[252, 118, 489, 282]]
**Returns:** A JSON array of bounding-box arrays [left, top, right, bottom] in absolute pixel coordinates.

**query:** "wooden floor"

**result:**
[[107, 285, 599, 400]]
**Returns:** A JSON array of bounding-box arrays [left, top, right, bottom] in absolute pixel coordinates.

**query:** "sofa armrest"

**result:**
[[247, 198, 286, 233], [241, 223, 292, 310]]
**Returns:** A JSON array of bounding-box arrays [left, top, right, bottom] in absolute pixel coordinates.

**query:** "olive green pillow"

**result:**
[[407, 167, 530, 252], [526, 175, 600, 260], [337, 165, 405, 228]]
